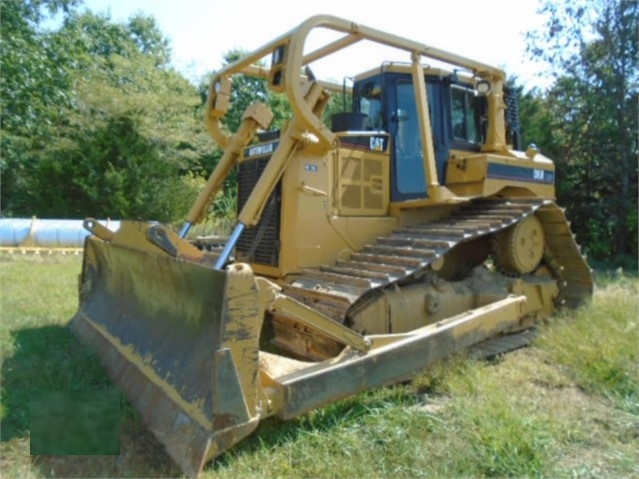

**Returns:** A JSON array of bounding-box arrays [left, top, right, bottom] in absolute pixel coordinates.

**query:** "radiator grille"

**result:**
[[236, 157, 281, 266]]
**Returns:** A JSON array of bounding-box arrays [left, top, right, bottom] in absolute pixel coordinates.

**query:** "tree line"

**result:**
[[520, 0, 637, 267], [1, 0, 636, 266]]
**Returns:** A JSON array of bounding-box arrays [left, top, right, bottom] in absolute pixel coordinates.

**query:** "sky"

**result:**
[[77, 0, 550, 90]]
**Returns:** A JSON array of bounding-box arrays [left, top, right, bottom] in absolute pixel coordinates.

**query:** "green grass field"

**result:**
[[1, 254, 637, 478]]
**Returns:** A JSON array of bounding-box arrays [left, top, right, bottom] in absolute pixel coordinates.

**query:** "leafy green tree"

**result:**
[[525, 0, 638, 263], [1, 4, 216, 223], [0, 0, 81, 214], [45, 12, 215, 222]]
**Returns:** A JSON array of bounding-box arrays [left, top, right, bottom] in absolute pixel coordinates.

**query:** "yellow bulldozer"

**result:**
[[70, 15, 592, 477]]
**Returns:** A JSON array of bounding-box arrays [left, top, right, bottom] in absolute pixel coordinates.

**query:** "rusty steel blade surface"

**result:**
[[69, 234, 260, 477]]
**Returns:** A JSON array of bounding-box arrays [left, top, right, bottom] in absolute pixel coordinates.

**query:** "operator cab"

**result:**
[[351, 66, 488, 202]]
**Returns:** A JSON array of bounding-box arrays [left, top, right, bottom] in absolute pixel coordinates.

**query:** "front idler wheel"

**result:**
[[494, 215, 545, 275]]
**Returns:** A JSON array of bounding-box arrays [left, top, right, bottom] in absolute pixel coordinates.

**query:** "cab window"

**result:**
[[394, 81, 425, 195], [451, 85, 481, 143], [358, 81, 384, 130]]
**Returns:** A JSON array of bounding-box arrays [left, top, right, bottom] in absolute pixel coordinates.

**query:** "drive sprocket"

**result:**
[[493, 214, 545, 275]]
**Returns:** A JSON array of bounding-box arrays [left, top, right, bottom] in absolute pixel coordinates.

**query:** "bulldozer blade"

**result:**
[[69, 222, 264, 477]]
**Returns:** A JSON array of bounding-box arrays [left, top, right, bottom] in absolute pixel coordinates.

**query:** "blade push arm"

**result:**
[[213, 81, 330, 269], [179, 103, 274, 238]]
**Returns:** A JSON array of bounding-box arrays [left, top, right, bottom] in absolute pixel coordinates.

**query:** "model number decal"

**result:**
[[487, 163, 555, 184], [533, 169, 545, 181], [305, 164, 318, 172]]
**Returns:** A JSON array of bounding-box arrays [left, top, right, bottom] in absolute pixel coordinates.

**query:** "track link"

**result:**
[[283, 198, 593, 322]]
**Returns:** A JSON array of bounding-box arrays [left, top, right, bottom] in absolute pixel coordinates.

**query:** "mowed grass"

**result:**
[[1, 254, 637, 478]]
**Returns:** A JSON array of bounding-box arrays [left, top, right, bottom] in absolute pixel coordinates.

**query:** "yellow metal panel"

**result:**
[[446, 152, 556, 199], [273, 145, 396, 273], [447, 154, 488, 184], [277, 149, 345, 273], [336, 149, 389, 216]]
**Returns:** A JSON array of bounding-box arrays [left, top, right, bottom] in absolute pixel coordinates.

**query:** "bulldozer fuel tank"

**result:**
[[69, 221, 266, 477]]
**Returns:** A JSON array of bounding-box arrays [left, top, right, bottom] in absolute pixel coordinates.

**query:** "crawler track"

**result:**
[[283, 198, 593, 323]]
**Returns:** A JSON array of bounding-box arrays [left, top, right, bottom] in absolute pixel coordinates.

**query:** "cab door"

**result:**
[[384, 74, 446, 202], [355, 73, 447, 203]]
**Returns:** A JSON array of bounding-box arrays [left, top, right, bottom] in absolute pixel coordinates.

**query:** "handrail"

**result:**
[[205, 14, 506, 151]]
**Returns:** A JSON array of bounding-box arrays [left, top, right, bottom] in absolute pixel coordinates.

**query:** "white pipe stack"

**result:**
[[0, 218, 121, 248]]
